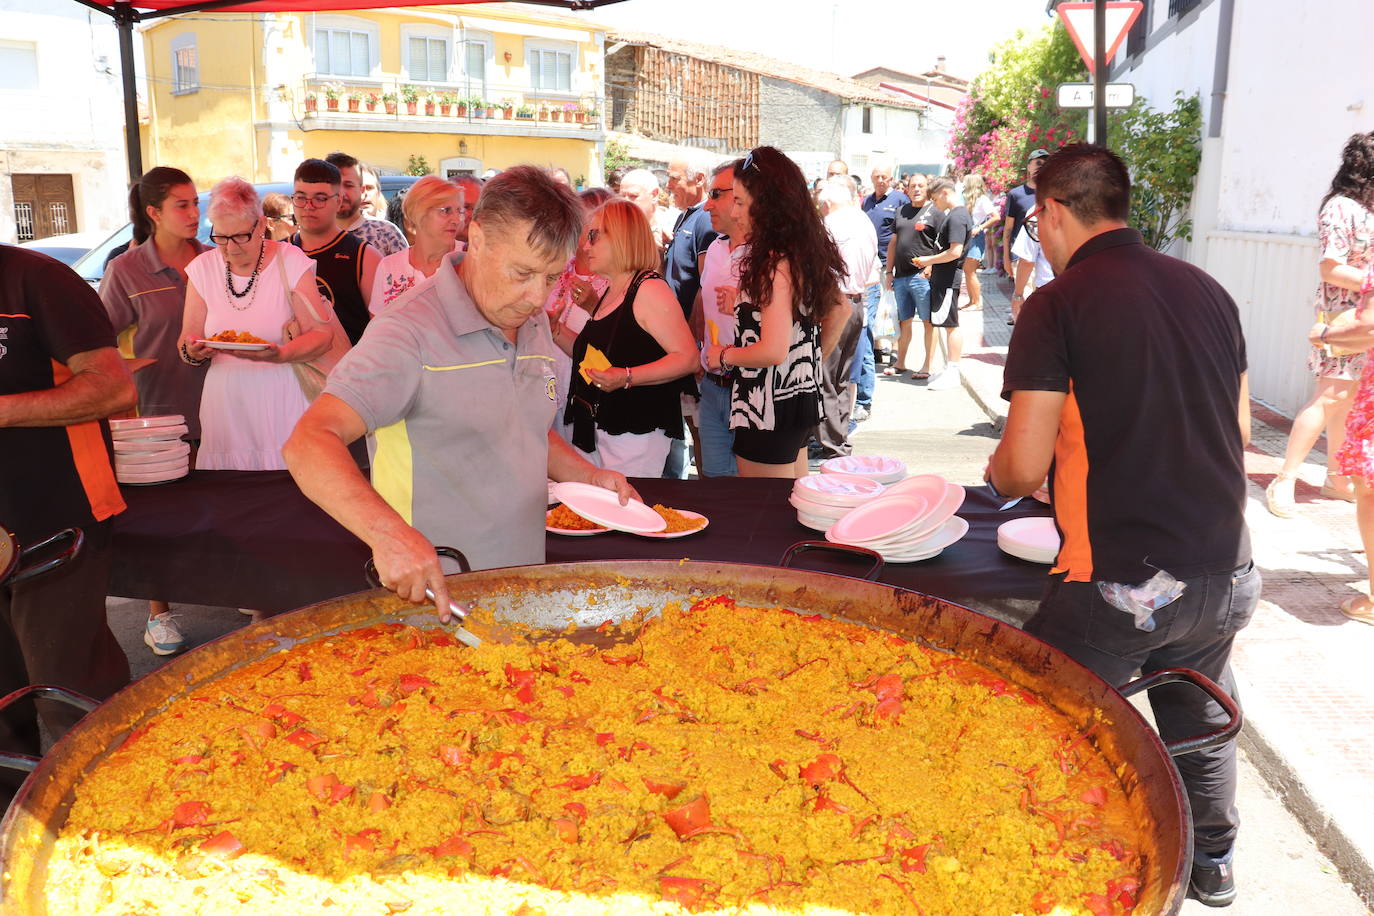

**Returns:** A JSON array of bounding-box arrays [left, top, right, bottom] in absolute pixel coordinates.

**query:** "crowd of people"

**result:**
[[8, 133, 1374, 910]]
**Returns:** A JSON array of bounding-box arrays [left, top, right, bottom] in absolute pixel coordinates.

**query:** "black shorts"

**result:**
[[732, 423, 812, 465], [928, 279, 961, 329]]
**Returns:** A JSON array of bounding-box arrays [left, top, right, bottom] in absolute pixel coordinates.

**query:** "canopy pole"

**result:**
[[115, 1, 143, 183], [1093, 0, 1107, 147]]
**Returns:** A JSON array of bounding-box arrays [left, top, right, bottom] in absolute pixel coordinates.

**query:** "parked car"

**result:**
[[71, 176, 420, 288], [18, 230, 116, 266]]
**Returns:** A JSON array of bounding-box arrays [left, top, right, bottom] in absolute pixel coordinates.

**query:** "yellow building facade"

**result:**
[[140, 4, 607, 188]]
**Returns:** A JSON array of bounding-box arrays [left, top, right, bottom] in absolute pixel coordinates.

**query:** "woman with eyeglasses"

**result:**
[[547, 187, 613, 444], [369, 175, 465, 312], [179, 177, 335, 472], [560, 198, 697, 476], [704, 146, 847, 478]]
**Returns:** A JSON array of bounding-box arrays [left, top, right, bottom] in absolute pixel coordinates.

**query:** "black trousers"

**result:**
[[0, 520, 129, 812], [1024, 562, 1261, 856], [814, 296, 865, 458]]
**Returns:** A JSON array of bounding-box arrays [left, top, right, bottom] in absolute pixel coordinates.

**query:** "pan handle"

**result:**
[[9, 528, 83, 587], [1118, 667, 1242, 757], [0, 684, 100, 775], [779, 541, 884, 581], [364, 546, 472, 590]]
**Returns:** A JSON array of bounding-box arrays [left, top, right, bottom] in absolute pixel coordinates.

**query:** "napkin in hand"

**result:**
[[578, 344, 612, 384]]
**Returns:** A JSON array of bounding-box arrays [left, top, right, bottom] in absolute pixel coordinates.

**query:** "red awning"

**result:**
[[75, 0, 619, 18]]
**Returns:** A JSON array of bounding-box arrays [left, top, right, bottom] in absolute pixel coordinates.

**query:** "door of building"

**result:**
[[11, 174, 77, 241]]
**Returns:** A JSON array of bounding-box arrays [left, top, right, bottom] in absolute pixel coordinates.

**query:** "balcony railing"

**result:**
[[293, 79, 604, 131]]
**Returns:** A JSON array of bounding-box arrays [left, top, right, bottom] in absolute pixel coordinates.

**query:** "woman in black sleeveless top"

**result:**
[[559, 198, 697, 477]]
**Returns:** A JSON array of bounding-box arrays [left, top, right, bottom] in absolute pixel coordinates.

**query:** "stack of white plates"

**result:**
[[819, 455, 907, 485], [824, 474, 969, 563], [997, 516, 1061, 564], [111, 416, 190, 484], [790, 472, 885, 531]]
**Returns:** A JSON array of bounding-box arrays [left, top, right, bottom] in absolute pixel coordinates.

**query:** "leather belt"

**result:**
[[704, 372, 731, 388]]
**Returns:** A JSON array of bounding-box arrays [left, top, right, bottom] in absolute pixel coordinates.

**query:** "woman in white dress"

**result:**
[[369, 175, 464, 312], [180, 177, 334, 471]]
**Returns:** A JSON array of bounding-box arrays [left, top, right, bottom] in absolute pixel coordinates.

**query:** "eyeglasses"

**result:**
[[585, 228, 602, 244], [708, 186, 733, 200], [1026, 197, 1067, 221], [432, 206, 460, 217], [290, 192, 339, 209], [209, 230, 256, 246]]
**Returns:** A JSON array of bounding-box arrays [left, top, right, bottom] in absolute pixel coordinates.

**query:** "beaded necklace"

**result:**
[[225, 241, 266, 311]]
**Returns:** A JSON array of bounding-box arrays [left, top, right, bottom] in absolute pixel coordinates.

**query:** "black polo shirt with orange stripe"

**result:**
[[0, 246, 125, 543], [1001, 228, 1250, 584]]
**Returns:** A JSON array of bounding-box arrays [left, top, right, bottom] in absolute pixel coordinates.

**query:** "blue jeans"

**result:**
[[852, 283, 881, 410], [893, 273, 932, 322], [695, 376, 737, 477]]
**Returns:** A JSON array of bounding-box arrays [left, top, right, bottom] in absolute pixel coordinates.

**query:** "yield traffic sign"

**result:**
[[1056, 1, 1143, 74]]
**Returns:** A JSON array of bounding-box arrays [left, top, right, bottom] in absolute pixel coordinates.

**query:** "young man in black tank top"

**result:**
[[289, 158, 381, 345]]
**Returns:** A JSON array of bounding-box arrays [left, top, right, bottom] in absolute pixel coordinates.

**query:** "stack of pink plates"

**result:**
[[819, 454, 907, 485], [824, 474, 969, 563], [790, 472, 885, 532], [110, 416, 190, 484]]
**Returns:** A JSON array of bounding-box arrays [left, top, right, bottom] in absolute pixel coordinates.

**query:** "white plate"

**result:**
[[200, 339, 270, 351], [113, 441, 191, 465], [819, 455, 907, 484], [787, 493, 853, 520], [117, 455, 188, 477], [635, 510, 708, 539], [881, 546, 946, 564], [109, 415, 184, 431], [796, 510, 834, 532], [998, 516, 1060, 565], [550, 481, 666, 534], [111, 424, 189, 441], [792, 472, 885, 507], [114, 437, 189, 453], [545, 506, 610, 537], [901, 515, 970, 554], [827, 494, 930, 545]]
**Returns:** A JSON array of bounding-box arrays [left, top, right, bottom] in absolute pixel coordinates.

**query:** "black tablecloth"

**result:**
[[112, 472, 1054, 613]]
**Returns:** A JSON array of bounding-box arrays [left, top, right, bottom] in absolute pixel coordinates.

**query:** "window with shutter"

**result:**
[[171, 35, 198, 94], [462, 40, 488, 95], [316, 28, 370, 77], [530, 48, 572, 92], [407, 36, 448, 82]]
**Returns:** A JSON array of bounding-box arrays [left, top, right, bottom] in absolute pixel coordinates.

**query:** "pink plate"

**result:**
[[826, 494, 930, 545], [883, 474, 948, 505], [819, 455, 907, 482], [545, 507, 609, 537], [200, 339, 271, 351], [792, 472, 884, 507], [551, 481, 666, 534]]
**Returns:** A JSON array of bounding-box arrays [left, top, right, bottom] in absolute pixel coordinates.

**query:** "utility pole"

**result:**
[[1093, 0, 1108, 146]]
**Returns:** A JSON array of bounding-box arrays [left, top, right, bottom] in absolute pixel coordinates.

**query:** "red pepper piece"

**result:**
[[296, 661, 312, 682], [552, 772, 601, 790], [799, 753, 842, 786], [285, 728, 325, 750], [439, 745, 471, 769], [427, 834, 474, 858], [1080, 785, 1109, 806], [660, 876, 708, 907], [172, 755, 204, 766], [1108, 875, 1140, 909], [563, 802, 587, 823], [811, 792, 849, 814], [643, 777, 686, 799], [200, 830, 244, 858], [1030, 892, 1058, 914], [171, 801, 210, 828], [595, 732, 616, 746], [1082, 893, 1114, 916], [663, 795, 712, 839], [264, 759, 296, 784], [398, 674, 436, 694], [898, 844, 930, 874], [343, 830, 379, 860]]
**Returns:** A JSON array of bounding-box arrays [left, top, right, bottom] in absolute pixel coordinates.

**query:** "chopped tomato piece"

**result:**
[[563, 802, 587, 823], [1082, 893, 1114, 916], [1080, 785, 1109, 806], [428, 834, 474, 858], [439, 745, 471, 769], [171, 801, 210, 828], [398, 674, 436, 694], [799, 753, 841, 786], [595, 732, 615, 746], [663, 795, 712, 839], [552, 816, 579, 842], [200, 830, 244, 858], [305, 773, 354, 803], [898, 844, 930, 874], [552, 773, 600, 791], [874, 696, 904, 721], [659, 876, 707, 906], [367, 791, 392, 812], [285, 728, 325, 750], [870, 673, 904, 703], [1031, 891, 1058, 914]]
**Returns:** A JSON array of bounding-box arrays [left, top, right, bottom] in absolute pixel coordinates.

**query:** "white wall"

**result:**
[[1115, 1, 1222, 133], [842, 105, 946, 177], [0, 1, 129, 242]]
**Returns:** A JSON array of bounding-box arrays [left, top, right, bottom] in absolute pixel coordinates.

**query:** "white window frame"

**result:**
[[310, 14, 380, 80], [0, 39, 39, 93], [457, 30, 493, 99], [400, 23, 451, 85], [170, 33, 198, 95], [525, 38, 578, 96]]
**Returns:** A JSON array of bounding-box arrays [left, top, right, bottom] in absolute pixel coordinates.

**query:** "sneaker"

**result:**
[[926, 365, 962, 392], [852, 405, 871, 422], [1190, 856, 1237, 907], [144, 613, 184, 656], [1265, 474, 1296, 518]]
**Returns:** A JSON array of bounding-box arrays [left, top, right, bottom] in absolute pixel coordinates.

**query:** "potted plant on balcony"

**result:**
[[549, 104, 562, 123], [364, 91, 380, 112], [501, 99, 515, 120], [583, 104, 600, 126], [401, 84, 419, 115], [565, 102, 582, 123], [305, 92, 318, 112], [382, 92, 398, 115], [423, 92, 437, 116], [346, 91, 361, 113], [438, 91, 454, 117], [516, 104, 535, 120], [537, 104, 549, 121], [324, 83, 342, 111]]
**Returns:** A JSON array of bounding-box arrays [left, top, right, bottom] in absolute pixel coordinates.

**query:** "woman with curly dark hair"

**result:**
[[1268, 131, 1374, 516], [704, 146, 846, 477]]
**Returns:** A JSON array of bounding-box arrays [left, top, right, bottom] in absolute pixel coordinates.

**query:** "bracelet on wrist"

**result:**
[[179, 341, 209, 366], [624, 366, 634, 389], [719, 347, 734, 373]]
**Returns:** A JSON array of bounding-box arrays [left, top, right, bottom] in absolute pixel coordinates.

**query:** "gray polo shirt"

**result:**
[[325, 253, 559, 570]]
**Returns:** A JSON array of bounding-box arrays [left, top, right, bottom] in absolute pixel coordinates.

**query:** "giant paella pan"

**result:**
[[0, 550, 1237, 915]]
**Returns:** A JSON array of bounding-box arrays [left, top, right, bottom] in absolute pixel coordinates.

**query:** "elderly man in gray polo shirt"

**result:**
[[285, 166, 633, 621]]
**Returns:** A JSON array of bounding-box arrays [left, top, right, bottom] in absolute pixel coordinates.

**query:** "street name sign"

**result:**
[[1056, 82, 1137, 109], [1056, 1, 1144, 74]]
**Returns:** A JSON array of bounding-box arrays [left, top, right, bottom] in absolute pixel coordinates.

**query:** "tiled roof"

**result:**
[[879, 81, 969, 112], [604, 28, 927, 111]]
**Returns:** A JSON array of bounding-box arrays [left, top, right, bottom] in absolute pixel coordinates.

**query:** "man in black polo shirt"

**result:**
[[290, 158, 380, 345], [912, 177, 971, 392], [0, 247, 135, 811], [886, 174, 941, 378], [1002, 147, 1048, 289], [987, 145, 1255, 908]]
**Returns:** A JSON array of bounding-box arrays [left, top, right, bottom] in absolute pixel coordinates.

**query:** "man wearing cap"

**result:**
[[285, 166, 635, 622], [1002, 149, 1050, 319]]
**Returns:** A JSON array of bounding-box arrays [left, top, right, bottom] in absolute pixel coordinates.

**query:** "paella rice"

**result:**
[[45, 596, 1148, 915], [546, 504, 608, 531]]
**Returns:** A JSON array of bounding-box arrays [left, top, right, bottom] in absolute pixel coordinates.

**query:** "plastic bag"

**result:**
[[1096, 568, 1186, 633], [872, 287, 898, 341]]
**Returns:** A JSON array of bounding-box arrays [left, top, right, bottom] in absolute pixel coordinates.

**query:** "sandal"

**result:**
[[1265, 473, 1296, 518], [882, 366, 907, 376], [1341, 594, 1374, 625], [1320, 475, 1357, 502], [911, 371, 931, 380]]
